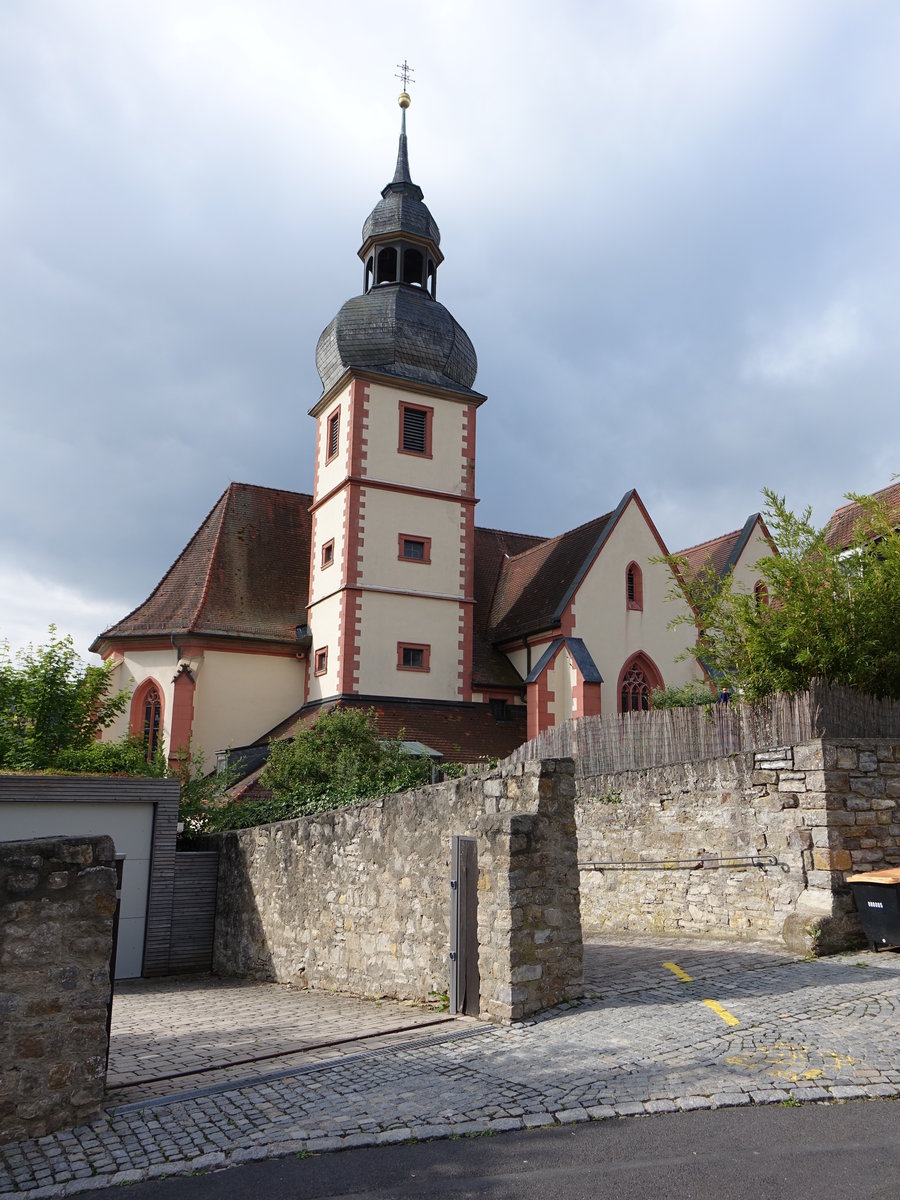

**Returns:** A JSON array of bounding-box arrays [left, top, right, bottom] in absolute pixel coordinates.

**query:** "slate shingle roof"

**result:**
[[315, 286, 479, 398], [824, 482, 900, 551], [92, 483, 313, 648]]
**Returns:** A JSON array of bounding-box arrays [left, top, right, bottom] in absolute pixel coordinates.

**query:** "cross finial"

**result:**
[[395, 60, 415, 92]]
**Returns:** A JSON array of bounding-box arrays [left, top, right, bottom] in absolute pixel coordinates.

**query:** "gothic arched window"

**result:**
[[626, 562, 643, 610], [130, 679, 163, 760], [617, 653, 664, 713]]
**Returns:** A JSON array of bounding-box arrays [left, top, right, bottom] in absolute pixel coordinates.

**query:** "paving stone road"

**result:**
[[2, 935, 899, 1197]]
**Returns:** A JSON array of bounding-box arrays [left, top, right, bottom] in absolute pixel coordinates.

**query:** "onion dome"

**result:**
[[315, 94, 479, 398]]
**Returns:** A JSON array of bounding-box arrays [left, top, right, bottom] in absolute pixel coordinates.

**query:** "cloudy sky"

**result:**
[[2, 0, 899, 661]]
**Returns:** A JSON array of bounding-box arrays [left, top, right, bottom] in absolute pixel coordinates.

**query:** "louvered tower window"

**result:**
[[403, 407, 427, 452]]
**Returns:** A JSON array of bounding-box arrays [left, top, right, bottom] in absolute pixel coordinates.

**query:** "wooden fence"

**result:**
[[505, 683, 900, 777]]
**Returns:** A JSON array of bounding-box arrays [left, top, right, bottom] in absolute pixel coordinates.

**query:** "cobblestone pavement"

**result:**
[[107, 975, 458, 1104], [2, 936, 899, 1197]]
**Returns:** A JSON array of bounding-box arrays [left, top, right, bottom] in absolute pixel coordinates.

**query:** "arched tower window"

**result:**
[[617, 653, 663, 713], [375, 246, 397, 284], [130, 679, 163, 760], [365, 256, 374, 292], [427, 259, 436, 297], [754, 580, 769, 607], [402, 247, 424, 286], [626, 562, 643, 610]]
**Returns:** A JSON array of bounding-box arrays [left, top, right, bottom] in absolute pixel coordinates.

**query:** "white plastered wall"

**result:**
[[100, 650, 178, 752], [309, 490, 347, 606], [547, 647, 575, 725], [190, 650, 306, 771], [363, 382, 466, 495], [307, 591, 343, 702], [316, 383, 352, 499], [568, 500, 701, 711], [355, 591, 461, 700], [359, 489, 463, 595], [730, 522, 776, 593]]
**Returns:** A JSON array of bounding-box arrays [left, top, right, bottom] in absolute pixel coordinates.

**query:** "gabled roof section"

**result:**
[[471, 525, 548, 688], [92, 483, 313, 649], [524, 637, 603, 685], [486, 494, 652, 644], [824, 481, 900, 551], [677, 513, 766, 579]]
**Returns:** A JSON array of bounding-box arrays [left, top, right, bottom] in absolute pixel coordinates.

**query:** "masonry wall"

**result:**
[[577, 738, 900, 953], [213, 758, 582, 1022], [0, 836, 116, 1142]]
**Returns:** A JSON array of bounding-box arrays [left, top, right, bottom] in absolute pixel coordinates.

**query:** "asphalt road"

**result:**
[[88, 1099, 900, 1200]]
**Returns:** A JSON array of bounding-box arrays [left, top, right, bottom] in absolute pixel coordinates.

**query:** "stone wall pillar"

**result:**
[[477, 759, 583, 1022], [0, 836, 116, 1142]]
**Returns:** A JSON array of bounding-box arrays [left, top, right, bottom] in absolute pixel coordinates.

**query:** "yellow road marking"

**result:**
[[703, 998, 740, 1027], [662, 961, 694, 982]]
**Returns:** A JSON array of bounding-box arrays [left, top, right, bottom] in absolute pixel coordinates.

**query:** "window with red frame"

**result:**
[[754, 580, 769, 607], [326, 409, 340, 462], [398, 534, 431, 563], [314, 647, 328, 675], [626, 562, 643, 610], [399, 402, 432, 456], [397, 642, 430, 671], [321, 539, 334, 568], [140, 685, 162, 759]]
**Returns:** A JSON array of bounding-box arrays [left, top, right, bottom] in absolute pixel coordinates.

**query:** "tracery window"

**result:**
[[141, 686, 162, 758], [754, 580, 769, 607], [620, 662, 652, 713]]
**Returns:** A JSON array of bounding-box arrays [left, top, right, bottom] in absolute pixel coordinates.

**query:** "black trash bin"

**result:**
[[847, 867, 900, 951]]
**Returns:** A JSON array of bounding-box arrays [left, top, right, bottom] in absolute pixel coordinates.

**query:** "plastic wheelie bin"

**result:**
[[847, 867, 900, 951]]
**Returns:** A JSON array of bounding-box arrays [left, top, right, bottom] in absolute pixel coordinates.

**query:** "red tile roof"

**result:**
[[92, 483, 313, 648], [472, 526, 547, 688], [824, 482, 900, 551], [261, 697, 528, 765], [676, 528, 743, 578], [486, 511, 616, 643]]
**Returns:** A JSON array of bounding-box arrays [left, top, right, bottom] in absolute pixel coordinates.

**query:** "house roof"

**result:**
[[824, 482, 900, 551], [676, 513, 766, 579], [471, 526, 547, 688], [524, 637, 603, 685], [92, 483, 313, 650], [485, 509, 618, 643]]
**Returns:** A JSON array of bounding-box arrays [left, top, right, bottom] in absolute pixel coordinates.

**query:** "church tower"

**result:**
[[306, 90, 485, 709]]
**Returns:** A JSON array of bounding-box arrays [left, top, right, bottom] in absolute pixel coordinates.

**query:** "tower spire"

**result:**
[[393, 61, 415, 187]]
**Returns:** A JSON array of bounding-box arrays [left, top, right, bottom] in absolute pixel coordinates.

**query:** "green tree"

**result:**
[[666, 488, 900, 700], [0, 628, 129, 770], [259, 706, 432, 816]]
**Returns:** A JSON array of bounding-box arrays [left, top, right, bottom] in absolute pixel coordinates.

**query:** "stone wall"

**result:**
[[213, 758, 582, 1022], [0, 836, 116, 1142], [577, 738, 900, 954]]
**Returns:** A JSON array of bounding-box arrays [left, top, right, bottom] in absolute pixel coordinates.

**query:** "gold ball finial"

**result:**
[[398, 91, 411, 109]]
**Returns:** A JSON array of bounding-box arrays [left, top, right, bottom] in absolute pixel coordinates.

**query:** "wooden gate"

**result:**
[[169, 851, 219, 973], [450, 835, 479, 1016]]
